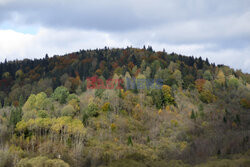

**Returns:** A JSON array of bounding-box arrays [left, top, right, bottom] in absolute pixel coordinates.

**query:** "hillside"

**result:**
[[0, 47, 250, 167]]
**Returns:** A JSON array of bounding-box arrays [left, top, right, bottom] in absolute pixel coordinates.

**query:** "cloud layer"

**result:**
[[0, 0, 250, 72]]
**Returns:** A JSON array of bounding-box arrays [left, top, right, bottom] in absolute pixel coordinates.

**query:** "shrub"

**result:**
[[17, 156, 70, 167]]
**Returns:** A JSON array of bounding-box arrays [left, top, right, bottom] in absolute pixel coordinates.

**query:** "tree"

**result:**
[[228, 76, 239, 89], [199, 90, 216, 103], [172, 70, 183, 87], [9, 107, 22, 128], [147, 45, 153, 52], [67, 93, 79, 102], [203, 80, 213, 92], [2, 72, 10, 79], [114, 67, 123, 76], [162, 85, 175, 106], [37, 110, 49, 118], [140, 59, 147, 72], [34, 92, 48, 110], [183, 74, 195, 89], [127, 136, 133, 146], [190, 110, 196, 120], [128, 62, 134, 71], [23, 94, 36, 111], [82, 102, 99, 125], [150, 89, 163, 109], [15, 69, 24, 80], [215, 70, 225, 87], [143, 66, 151, 79], [68, 99, 80, 112], [168, 61, 179, 73], [197, 57, 203, 69], [62, 104, 76, 117], [37, 78, 53, 95], [131, 65, 138, 76], [195, 79, 206, 92], [22, 92, 50, 120], [52, 86, 69, 104], [203, 70, 212, 80], [151, 60, 161, 77], [19, 95, 25, 107]]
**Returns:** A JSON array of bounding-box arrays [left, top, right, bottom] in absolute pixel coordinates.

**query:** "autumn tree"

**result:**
[[15, 69, 24, 81], [162, 85, 175, 106], [215, 70, 226, 87], [195, 79, 206, 92]]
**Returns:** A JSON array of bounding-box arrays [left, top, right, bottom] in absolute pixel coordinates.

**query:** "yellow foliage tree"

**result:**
[[162, 85, 175, 105]]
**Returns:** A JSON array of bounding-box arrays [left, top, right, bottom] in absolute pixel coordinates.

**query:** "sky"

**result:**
[[0, 0, 250, 73]]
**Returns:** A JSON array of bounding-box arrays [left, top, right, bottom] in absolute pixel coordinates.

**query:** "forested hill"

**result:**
[[0, 47, 250, 167], [0, 47, 249, 104]]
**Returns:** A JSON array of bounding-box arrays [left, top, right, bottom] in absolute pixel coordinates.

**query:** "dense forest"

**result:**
[[0, 46, 250, 167]]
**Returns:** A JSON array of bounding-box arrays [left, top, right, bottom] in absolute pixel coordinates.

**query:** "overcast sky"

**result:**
[[0, 0, 249, 72]]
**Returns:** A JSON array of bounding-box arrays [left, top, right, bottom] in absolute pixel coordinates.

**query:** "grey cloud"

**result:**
[[2, 0, 249, 48], [1, 0, 250, 32]]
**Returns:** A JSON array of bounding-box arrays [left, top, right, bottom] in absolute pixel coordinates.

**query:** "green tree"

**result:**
[[143, 66, 151, 78], [67, 93, 79, 102], [127, 136, 133, 146], [37, 110, 49, 118], [141, 59, 147, 72], [203, 70, 212, 80], [9, 107, 22, 127], [172, 70, 183, 87], [52, 86, 69, 104], [19, 95, 25, 107], [151, 60, 161, 77], [22, 92, 51, 120], [151, 89, 163, 109], [82, 102, 99, 125], [191, 110, 196, 120], [168, 61, 179, 73], [15, 69, 24, 80], [228, 76, 239, 89]]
